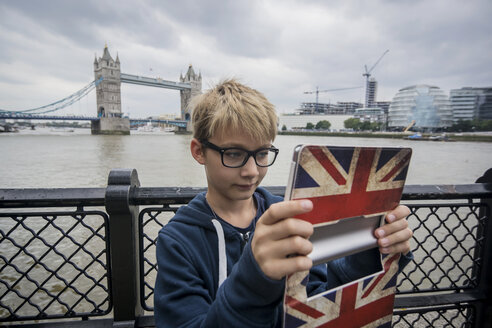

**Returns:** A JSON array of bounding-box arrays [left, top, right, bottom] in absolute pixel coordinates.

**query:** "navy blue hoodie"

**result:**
[[154, 187, 410, 327]]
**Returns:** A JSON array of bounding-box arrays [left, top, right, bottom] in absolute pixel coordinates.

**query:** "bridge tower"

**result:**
[[91, 45, 130, 135], [180, 65, 202, 130]]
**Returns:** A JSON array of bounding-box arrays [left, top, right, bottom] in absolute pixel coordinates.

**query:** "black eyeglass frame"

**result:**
[[201, 140, 279, 168]]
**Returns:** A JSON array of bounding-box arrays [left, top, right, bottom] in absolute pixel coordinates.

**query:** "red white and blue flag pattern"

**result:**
[[284, 254, 400, 328], [291, 146, 412, 225], [283, 145, 411, 328]]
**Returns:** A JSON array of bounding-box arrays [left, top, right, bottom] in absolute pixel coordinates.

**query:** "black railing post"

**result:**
[[475, 168, 492, 328], [106, 169, 143, 327]]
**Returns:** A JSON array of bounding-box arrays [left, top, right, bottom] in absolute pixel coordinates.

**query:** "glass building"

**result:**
[[450, 87, 492, 121], [450, 88, 481, 121], [479, 88, 492, 119], [388, 85, 453, 131]]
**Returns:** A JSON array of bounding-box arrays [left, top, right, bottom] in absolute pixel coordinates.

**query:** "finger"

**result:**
[[378, 227, 413, 249], [255, 235, 313, 267], [385, 205, 410, 223], [261, 256, 313, 280], [253, 218, 313, 256], [273, 235, 314, 257], [258, 199, 313, 226], [375, 216, 409, 239], [260, 217, 314, 241], [380, 240, 411, 255]]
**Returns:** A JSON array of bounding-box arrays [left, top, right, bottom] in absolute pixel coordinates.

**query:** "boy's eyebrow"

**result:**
[[218, 142, 273, 149]]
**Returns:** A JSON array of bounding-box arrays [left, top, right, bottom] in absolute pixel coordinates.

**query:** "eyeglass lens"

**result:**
[[222, 148, 275, 167]]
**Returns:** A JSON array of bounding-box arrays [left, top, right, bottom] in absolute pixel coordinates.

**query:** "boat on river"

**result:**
[[50, 127, 75, 133], [405, 132, 454, 141], [136, 122, 175, 134]]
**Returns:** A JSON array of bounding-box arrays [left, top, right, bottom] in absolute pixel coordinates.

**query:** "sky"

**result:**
[[0, 0, 491, 118]]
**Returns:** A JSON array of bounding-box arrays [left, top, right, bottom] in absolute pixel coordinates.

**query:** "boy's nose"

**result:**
[[240, 155, 259, 176]]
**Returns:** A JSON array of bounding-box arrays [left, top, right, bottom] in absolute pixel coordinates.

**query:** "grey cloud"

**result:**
[[146, 0, 282, 57], [0, 0, 179, 50], [0, 0, 491, 115]]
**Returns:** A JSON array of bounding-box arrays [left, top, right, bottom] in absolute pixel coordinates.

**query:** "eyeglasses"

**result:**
[[201, 140, 279, 168]]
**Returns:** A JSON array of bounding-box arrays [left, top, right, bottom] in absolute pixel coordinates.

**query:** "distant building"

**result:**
[[450, 87, 492, 121], [297, 102, 366, 115], [158, 113, 177, 120], [337, 102, 363, 114], [388, 85, 453, 131], [374, 101, 391, 113], [365, 77, 377, 108], [479, 88, 492, 120], [296, 102, 343, 115], [158, 113, 178, 130], [354, 107, 386, 123]]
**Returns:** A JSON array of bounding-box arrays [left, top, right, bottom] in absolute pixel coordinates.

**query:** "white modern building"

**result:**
[[354, 108, 386, 123], [388, 85, 453, 130]]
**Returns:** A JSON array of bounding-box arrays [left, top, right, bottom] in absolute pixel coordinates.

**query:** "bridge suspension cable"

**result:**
[[0, 77, 103, 115]]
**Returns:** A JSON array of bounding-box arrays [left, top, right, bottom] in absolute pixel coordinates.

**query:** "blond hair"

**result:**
[[191, 79, 277, 142]]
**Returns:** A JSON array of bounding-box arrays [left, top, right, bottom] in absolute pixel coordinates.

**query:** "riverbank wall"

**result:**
[[278, 131, 492, 142]]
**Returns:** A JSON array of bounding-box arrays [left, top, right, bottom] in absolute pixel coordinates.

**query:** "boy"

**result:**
[[154, 79, 413, 327]]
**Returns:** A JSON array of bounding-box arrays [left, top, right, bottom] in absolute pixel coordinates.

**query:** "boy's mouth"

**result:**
[[236, 183, 256, 191]]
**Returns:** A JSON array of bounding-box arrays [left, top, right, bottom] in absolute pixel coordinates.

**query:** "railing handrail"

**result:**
[[0, 188, 106, 208], [2, 183, 492, 208]]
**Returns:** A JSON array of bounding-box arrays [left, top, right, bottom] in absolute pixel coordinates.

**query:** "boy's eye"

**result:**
[[224, 150, 245, 159], [256, 150, 269, 159]]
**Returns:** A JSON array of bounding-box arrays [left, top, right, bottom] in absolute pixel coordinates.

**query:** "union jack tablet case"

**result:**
[[283, 145, 412, 328]]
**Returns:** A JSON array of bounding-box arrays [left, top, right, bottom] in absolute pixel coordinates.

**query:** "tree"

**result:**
[[281, 124, 287, 131], [360, 121, 372, 131], [449, 119, 472, 132], [315, 120, 331, 130], [450, 119, 492, 132], [369, 122, 383, 131], [305, 122, 315, 130], [478, 120, 492, 131], [344, 118, 360, 130]]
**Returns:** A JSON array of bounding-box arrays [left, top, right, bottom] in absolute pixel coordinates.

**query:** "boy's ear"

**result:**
[[190, 138, 206, 165]]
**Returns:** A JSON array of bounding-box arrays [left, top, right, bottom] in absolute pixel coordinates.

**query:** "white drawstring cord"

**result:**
[[211, 219, 227, 288]]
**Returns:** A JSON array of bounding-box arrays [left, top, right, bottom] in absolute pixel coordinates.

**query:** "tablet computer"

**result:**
[[283, 144, 412, 328]]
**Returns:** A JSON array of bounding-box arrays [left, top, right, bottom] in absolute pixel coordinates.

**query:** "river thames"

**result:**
[[1, 127, 491, 189]]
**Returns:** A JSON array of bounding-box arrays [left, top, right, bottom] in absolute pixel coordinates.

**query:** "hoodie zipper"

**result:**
[[239, 231, 251, 252]]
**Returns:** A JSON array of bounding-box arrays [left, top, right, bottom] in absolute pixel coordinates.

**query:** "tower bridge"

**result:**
[[119, 73, 192, 91], [92, 45, 201, 134], [0, 45, 201, 135]]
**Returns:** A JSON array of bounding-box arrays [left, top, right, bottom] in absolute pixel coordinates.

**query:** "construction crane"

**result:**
[[403, 120, 416, 132], [363, 49, 389, 107], [304, 86, 362, 113]]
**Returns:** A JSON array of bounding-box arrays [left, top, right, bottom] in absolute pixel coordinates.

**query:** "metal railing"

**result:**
[[1, 168, 491, 327]]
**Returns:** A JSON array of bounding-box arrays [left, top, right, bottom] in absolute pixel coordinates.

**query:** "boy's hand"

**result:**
[[252, 200, 314, 280], [375, 205, 413, 255]]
